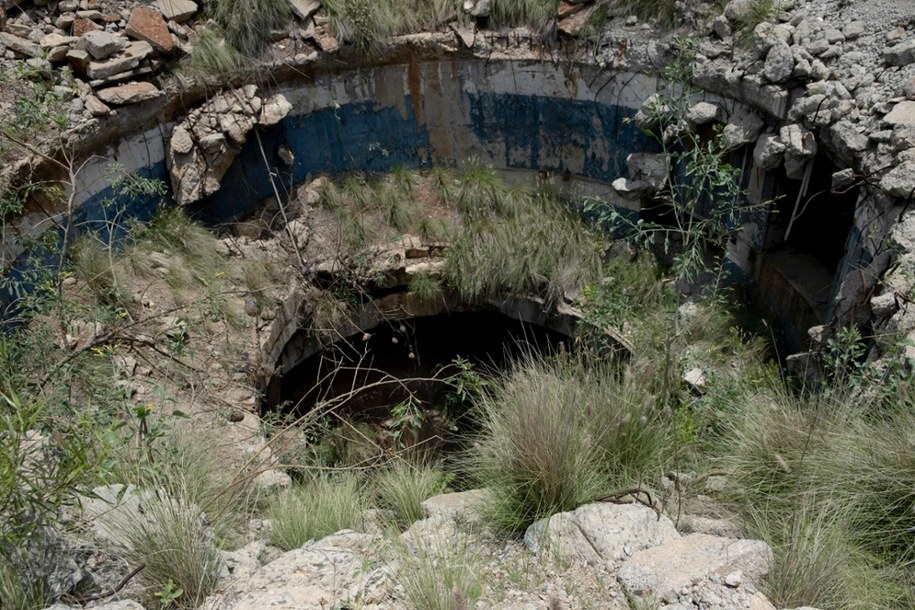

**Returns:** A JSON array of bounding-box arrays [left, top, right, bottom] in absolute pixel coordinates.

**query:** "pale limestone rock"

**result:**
[[259, 94, 293, 126], [753, 134, 785, 170], [170, 124, 193, 154], [200, 532, 380, 610], [763, 40, 794, 83], [95, 82, 163, 105], [77, 29, 125, 59], [686, 101, 724, 126], [870, 292, 898, 318], [780, 123, 817, 179], [525, 502, 680, 565], [881, 160, 915, 198], [289, 0, 320, 21], [0, 31, 42, 58], [617, 533, 772, 605], [885, 101, 915, 126]]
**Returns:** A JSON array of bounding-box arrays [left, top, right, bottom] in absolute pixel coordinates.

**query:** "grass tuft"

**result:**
[[268, 473, 366, 550], [408, 273, 443, 304], [209, 0, 290, 56], [471, 355, 669, 534], [445, 188, 601, 303], [117, 484, 223, 609], [186, 27, 247, 78], [374, 460, 450, 528]]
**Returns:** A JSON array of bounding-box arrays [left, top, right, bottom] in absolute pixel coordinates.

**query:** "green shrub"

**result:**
[[374, 460, 450, 528], [268, 474, 367, 550]]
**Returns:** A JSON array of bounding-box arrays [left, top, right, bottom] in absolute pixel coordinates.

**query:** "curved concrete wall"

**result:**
[[199, 60, 663, 222]]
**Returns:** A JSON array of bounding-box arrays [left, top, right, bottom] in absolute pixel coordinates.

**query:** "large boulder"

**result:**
[[617, 533, 772, 606], [199, 531, 380, 610], [524, 502, 680, 566]]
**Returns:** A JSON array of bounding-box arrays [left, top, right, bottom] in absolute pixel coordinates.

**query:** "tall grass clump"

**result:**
[[209, 0, 290, 56], [268, 473, 367, 550], [445, 185, 601, 303], [187, 27, 247, 78], [119, 486, 223, 609], [408, 273, 443, 304], [488, 0, 560, 37], [713, 377, 915, 608], [323, 0, 459, 55], [374, 460, 450, 529], [470, 355, 669, 534]]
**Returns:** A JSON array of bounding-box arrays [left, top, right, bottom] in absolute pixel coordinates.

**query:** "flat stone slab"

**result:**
[[617, 533, 772, 604], [885, 101, 915, 126], [154, 0, 198, 22], [0, 31, 42, 58], [96, 81, 163, 105]]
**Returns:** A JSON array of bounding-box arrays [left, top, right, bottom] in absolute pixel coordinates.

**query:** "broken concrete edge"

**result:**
[[1, 21, 913, 370], [259, 258, 629, 408]]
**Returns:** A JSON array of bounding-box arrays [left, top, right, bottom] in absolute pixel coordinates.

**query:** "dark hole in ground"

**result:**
[[280, 310, 569, 416], [274, 310, 570, 465], [757, 154, 858, 349]]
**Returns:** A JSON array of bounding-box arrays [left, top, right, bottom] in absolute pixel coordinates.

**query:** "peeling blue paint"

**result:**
[[466, 92, 657, 181], [201, 98, 431, 222]]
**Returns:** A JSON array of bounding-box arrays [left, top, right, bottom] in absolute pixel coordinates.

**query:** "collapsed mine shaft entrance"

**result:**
[[757, 153, 858, 348], [266, 304, 575, 468]]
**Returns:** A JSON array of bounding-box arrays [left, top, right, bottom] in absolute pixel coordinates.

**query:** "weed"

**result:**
[[408, 272, 443, 304], [268, 473, 367, 550]]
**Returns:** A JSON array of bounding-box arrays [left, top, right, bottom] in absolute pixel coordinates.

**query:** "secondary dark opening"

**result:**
[[757, 154, 858, 348]]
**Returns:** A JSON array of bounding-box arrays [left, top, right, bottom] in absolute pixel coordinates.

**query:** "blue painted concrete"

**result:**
[[466, 93, 658, 182], [201, 99, 431, 222]]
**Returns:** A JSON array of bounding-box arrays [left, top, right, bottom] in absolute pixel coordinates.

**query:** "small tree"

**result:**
[[587, 38, 749, 299]]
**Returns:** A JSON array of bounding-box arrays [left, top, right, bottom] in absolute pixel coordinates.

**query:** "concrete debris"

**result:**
[[752, 133, 786, 171], [780, 123, 817, 179], [168, 87, 292, 205], [686, 101, 724, 126], [76, 29, 126, 60], [154, 0, 198, 23]]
